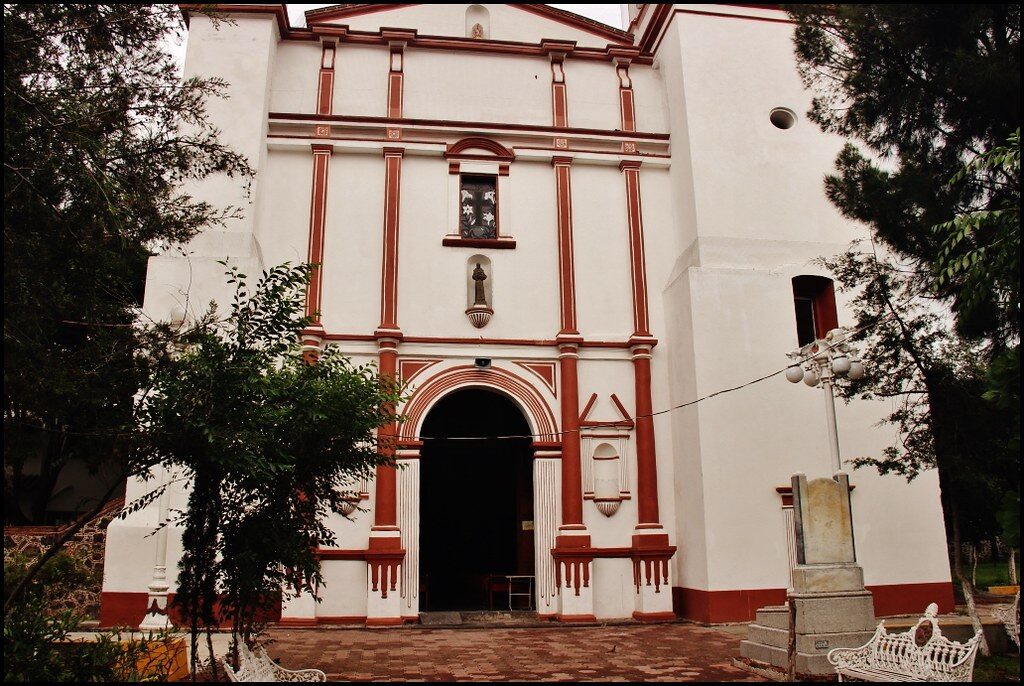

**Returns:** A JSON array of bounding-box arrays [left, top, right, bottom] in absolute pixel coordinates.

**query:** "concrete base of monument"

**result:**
[[740, 563, 876, 675]]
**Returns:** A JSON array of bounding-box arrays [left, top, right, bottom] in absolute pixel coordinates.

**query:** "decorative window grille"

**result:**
[[459, 175, 498, 239]]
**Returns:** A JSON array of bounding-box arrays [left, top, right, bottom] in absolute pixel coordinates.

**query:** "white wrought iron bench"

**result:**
[[991, 590, 1019, 648], [223, 643, 327, 682], [827, 603, 982, 682]]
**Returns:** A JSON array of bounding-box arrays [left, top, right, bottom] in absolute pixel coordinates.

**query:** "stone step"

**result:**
[[746, 623, 789, 649], [459, 610, 538, 625], [740, 639, 787, 667], [418, 611, 462, 626], [740, 640, 842, 677], [755, 605, 790, 630]]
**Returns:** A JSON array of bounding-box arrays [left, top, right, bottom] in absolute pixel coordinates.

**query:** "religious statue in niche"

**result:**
[[465, 261, 493, 328], [471, 22, 485, 39], [460, 175, 497, 239]]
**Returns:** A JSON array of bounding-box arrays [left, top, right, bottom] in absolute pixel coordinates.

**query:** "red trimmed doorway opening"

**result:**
[[419, 388, 535, 611]]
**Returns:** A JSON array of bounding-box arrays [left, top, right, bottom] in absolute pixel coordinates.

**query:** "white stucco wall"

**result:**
[[659, 6, 951, 595], [105, 4, 952, 624]]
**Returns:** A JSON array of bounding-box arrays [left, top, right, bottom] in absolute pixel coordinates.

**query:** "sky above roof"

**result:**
[[167, 5, 626, 73], [285, 4, 625, 30]]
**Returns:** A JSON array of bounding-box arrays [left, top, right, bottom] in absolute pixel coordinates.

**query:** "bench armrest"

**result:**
[[827, 622, 886, 669], [270, 665, 327, 682]]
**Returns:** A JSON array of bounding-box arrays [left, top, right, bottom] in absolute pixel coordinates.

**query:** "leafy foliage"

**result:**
[[4, 553, 175, 682], [4, 550, 100, 613], [139, 263, 404, 667], [3, 4, 252, 524], [788, 5, 1020, 542]]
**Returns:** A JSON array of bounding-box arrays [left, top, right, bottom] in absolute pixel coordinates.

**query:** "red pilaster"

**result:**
[[631, 345, 660, 526], [616, 63, 636, 134], [387, 46, 404, 119], [552, 157, 578, 336], [316, 41, 336, 115], [620, 161, 650, 337], [558, 343, 584, 528], [551, 59, 568, 128], [619, 159, 661, 528], [373, 339, 399, 530], [544, 40, 573, 148], [372, 140, 404, 531], [305, 144, 334, 322], [552, 152, 584, 532], [378, 148, 404, 334]]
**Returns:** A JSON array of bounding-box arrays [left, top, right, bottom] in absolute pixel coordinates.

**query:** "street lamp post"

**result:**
[[785, 327, 865, 474]]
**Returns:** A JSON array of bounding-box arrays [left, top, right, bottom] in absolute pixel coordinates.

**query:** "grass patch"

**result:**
[[972, 559, 1017, 589], [973, 654, 1020, 682]]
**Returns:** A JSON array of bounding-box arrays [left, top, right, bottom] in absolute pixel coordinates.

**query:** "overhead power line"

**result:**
[[416, 315, 888, 443]]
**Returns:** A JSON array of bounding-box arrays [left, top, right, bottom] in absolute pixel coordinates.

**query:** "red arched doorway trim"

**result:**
[[400, 365, 558, 442]]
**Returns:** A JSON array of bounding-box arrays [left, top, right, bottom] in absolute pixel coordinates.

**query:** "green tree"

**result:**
[[4, 3, 252, 527], [139, 263, 404, 675], [789, 4, 1020, 650]]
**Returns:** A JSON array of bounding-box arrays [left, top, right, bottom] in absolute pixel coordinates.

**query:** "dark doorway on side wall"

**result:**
[[420, 388, 534, 611]]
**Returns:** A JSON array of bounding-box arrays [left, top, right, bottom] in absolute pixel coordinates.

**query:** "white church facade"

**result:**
[[101, 3, 955, 627]]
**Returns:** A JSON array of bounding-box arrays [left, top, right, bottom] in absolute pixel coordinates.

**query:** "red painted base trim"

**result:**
[[365, 617, 404, 626], [866, 581, 955, 618], [278, 617, 318, 627], [101, 591, 166, 628], [672, 581, 956, 624], [100, 591, 282, 628], [632, 611, 676, 622]]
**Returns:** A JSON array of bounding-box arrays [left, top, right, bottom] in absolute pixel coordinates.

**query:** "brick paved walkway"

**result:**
[[266, 623, 766, 681]]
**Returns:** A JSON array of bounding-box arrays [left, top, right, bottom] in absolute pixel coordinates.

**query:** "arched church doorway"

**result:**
[[419, 388, 534, 611]]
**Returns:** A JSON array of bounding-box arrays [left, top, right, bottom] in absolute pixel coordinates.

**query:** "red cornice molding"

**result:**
[[319, 332, 655, 349], [639, 4, 793, 57], [306, 3, 417, 23], [269, 112, 671, 141], [637, 3, 673, 55], [301, 26, 654, 64]]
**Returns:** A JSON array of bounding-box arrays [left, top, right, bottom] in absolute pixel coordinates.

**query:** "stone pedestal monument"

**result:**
[[740, 472, 876, 675]]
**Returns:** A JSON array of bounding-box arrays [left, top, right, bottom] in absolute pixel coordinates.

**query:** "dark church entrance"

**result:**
[[420, 388, 534, 611]]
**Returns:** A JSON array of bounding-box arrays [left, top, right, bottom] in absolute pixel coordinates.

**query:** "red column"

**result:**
[[621, 161, 661, 528], [373, 341, 399, 530], [377, 148, 404, 335], [387, 46, 404, 118], [304, 39, 337, 335], [621, 161, 650, 337], [616, 62, 636, 134], [553, 155, 585, 533], [543, 40, 573, 149], [632, 346, 660, 526], [304, 145, 333, 323], [553, 157, 578, 337], [316, 41, 336, 116], [373, 143, 404, 530], [558, 344, 584, 528]]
